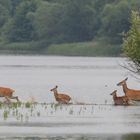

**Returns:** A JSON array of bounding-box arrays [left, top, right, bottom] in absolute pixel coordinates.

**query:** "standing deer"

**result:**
[[110, 90, 129, 105], [117, 77, 140, 101], [50, 85, 71, 104], [0, 87, 19, 102]]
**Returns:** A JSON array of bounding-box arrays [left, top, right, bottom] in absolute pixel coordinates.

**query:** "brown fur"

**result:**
[[117, 78, 140, 101], [110, 90, 129, 105], [0, 87, 19, 102], [50, 86, 71, 104]]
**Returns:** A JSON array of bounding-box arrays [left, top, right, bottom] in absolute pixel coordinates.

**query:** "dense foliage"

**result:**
[[0, 0, 140, 55], [123, 11, 140, 72]]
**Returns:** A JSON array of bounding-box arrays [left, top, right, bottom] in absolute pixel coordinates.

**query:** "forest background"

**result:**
[[0, 0, 140, 56]]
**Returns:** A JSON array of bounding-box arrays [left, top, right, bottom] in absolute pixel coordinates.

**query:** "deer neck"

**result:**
[[122, 83, 128, 94], [113, 94, 117, 100], [53, 90, 59, 99]]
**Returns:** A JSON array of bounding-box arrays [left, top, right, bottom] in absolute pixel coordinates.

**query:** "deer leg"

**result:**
[[60, 99, 66, 104], [123, 98, 129, 105], [4, 96, 11, 104], [10, 96, 20, 102], [59, 100, 67, 104], [65, 101, 69, 104], [16, 96, 20, 102], [127, 98, 131, 105], [62, 100, 69, 104]]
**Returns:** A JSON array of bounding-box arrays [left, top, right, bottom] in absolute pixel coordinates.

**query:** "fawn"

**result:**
[[110, 90, 129, 105]]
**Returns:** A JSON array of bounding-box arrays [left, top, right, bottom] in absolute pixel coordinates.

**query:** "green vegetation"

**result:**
[[123, 11, 140, 71], [25, 102, 32, 108], [47, 41, 121, 56], [0, 102, 107, 122], [0, 0, 140, 56], [3, 110, 9, 120]]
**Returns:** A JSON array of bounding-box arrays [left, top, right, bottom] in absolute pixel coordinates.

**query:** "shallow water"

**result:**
[[0, 55, 140, 139], [0, 55, 130, 103]]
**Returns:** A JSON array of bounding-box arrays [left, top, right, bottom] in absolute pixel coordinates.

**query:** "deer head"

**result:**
[[110, 90, 117, 96], [50, 85, 58, 93], [117, 77, 128, 86]]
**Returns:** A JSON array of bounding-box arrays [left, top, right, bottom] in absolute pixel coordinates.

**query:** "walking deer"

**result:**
[[50, 85, 71, 104], [110, 90, 129, 105], [117, 77, 140, 101], [0, 87, 19, 102]]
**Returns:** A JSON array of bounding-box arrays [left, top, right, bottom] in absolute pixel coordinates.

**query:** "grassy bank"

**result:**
[[0, 41, 46, 54], [46, 41, 122, 56], [0, 41, 122, 56]]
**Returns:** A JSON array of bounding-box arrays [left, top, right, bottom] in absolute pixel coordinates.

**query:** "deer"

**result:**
[[117, 77, 140, 101], [110, 90, 130, 105], [50, 85, 72, 104], [0, 87, 19, 102]]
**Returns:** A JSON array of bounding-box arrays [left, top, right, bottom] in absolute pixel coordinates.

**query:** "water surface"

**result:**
[[0, 56, 129, 103], [0, 55, 139, 139]]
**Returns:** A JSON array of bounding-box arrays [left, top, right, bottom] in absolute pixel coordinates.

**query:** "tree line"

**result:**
[[0, 0, 140, 53]]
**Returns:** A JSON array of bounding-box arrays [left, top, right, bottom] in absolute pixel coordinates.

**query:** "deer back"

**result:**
[[0, 87, 14, 97], [126, 89, 140, 100], [57, 93, 71, 101]]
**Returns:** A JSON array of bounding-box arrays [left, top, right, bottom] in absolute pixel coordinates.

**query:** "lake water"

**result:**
[[0, 55, 130, 103], [0, 55, 140, 140]]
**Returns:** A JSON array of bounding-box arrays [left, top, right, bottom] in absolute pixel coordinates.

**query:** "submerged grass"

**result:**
[[3, 110, 9, 120], [25, 102, 32, 108], [0, 102, 118, 122]]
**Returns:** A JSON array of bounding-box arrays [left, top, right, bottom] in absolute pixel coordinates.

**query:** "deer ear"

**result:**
[[110, 90, 117, 95], [125, 77, 128, 81], [56, 85, 58, 88]]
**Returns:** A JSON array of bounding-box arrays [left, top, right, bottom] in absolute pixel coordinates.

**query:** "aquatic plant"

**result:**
[[37, 111, 40, 117], [25, 102, 32, 108], [0, 102, 3, 109], [45, 105, 47, 110], [11, 102, 22, 109], [30, 107, 34, 116], [3, 110, 9, 120], [54, 103, 60, 111], [69, 108, 74, 115], [25, 113, 29, 122], [51, 103, 54, 109], [78, 107, 82, 115], [20, 114, 23, 122]]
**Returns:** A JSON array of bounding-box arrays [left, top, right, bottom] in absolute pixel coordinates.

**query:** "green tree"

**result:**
[[59, 0, 99, 42], [123, 11, 140, 71], [0, 4, 9, 28], [0, 0, 12, 13], [10, 0, 21, 16], [34, 0, 99, 44], [99, 0, 130, 44], [34, 1, 64, 44], [5, 0, 37, 42]]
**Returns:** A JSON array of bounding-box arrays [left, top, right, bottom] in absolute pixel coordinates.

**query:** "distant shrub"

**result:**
[[0, 41, 45, 54], [47, 41, 122, 56]]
